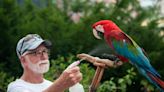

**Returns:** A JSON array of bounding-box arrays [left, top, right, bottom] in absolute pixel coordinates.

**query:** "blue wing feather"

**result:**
[[112, 38, 161, 78]]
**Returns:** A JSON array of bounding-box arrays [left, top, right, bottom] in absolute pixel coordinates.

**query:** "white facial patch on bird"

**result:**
[[95, 25, 104, 33], [93, 29, 102, 39]]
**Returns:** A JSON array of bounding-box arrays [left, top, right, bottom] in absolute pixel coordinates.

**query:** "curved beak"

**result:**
[[93, 29, 102, 39]]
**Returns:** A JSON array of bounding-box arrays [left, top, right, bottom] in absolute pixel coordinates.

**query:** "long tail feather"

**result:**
[[147, 72, 164, 92], [138, 67, 164, 92]]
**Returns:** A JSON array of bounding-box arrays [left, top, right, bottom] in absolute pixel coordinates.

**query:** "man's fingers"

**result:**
[[70, 66, 80, 73], [67, 61, 80, 69], [77, 72, 82, 81], [65, 68, 82, 85], [71, 72, 82, 84], [65, 66, 80, 74]]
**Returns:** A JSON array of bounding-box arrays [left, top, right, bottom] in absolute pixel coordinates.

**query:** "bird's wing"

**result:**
[[105, 30, 150, 67], [105, 30, 160, 77]]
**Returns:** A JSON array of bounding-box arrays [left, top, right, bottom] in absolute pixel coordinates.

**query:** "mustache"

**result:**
[[38, 60, 49, 65]]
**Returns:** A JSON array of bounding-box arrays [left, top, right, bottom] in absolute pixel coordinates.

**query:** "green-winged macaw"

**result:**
[[92, 20, 164, 91]]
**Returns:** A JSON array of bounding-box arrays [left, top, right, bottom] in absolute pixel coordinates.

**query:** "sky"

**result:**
[[140, 0, 158, 7]]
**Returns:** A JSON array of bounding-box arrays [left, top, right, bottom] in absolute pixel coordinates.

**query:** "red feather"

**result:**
[[147, 72, 164, 89], [116, 55, 129, 62]]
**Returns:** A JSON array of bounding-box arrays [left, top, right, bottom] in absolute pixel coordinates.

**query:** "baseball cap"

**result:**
[[16, 34, 52, 58]]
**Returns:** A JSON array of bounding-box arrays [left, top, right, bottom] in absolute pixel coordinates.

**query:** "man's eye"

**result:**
[[44, 50, 48, 53], [42, 50, 46, 53]]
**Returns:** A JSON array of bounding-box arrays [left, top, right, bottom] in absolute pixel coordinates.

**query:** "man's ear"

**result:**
[[20, 56, 27, 68]]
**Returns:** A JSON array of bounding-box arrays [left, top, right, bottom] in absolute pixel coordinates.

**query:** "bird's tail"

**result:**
[[147, 71, 164, 92]]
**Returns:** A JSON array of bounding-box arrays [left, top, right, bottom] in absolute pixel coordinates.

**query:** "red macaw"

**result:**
[[92, 20, 164, 91]]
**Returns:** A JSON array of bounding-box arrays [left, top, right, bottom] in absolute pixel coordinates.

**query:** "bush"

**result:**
[[0, 71, 14, 92], [0, 0, 163, 91]]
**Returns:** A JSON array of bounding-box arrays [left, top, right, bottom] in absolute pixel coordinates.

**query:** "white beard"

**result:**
[[26, 58, 50, 74]]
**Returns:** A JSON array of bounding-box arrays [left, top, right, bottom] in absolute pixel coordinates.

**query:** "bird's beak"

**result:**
[[93, 29, 102, 39]]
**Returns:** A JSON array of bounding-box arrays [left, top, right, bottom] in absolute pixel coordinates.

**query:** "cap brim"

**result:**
[[42, 40, 52, 49]]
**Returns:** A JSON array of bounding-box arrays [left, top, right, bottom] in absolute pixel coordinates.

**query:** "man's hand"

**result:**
[[60, 61, 82, 88], [43, 61, 82, 92]]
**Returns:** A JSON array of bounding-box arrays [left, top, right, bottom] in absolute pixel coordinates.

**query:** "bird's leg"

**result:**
[[100, 53, 122, 68], [113, 58, 122, 68]]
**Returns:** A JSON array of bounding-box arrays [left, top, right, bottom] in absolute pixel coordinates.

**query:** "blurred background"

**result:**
[[0, 0, 164, 92]]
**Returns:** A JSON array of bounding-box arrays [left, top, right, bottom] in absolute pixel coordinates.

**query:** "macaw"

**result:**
[[92, 20, 164, 91]]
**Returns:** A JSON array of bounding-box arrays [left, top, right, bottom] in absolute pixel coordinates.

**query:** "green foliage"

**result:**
[[97, 68, 136, 92], [0, 71, 14, 92], [140, 80, 155, 92], [79, 63, 95, 91], [0, 0, 163, 91]]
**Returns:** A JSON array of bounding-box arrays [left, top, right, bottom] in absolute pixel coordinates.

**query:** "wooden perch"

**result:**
[[77, 53, 123, 68], [89, 66, 104, 92], [77, 53, 123, 92]]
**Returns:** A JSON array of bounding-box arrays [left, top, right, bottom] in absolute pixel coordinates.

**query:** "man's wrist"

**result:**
[[43, 78, 65, 92], [54, 77, 66, 91]]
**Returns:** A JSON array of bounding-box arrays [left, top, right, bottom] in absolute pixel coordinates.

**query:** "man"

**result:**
[[7, 34, 84, 92]]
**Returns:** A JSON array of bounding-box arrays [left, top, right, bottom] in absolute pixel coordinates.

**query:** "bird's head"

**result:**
[[92, 20, 115, 39]]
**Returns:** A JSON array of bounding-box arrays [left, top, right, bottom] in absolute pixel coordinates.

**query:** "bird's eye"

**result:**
[[95, 25, 100, 31], [97, 25, 102, 29]]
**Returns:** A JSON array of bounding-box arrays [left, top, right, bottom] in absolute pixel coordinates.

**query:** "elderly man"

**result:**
[[7, 34, 84, 92]]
